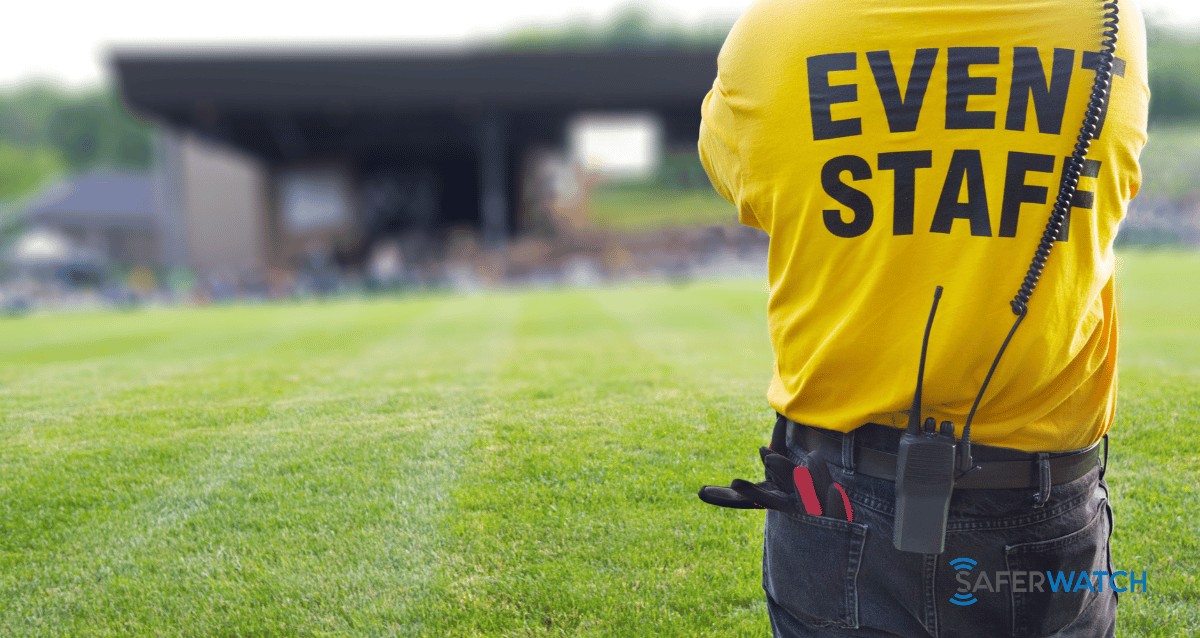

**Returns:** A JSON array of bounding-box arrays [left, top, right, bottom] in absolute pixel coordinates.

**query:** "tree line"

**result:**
[[1145, 24, 1200, 122], [0, 85, 152, 206]]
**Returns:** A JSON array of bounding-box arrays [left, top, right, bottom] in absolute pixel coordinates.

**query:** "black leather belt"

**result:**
[[786, 420, 1102, 489]]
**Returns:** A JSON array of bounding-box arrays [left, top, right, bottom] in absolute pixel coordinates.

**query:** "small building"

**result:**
[[18, 168, 163, 267]]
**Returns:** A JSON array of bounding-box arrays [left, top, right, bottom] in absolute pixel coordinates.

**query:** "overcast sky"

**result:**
[[3, 0, 1197, 88]]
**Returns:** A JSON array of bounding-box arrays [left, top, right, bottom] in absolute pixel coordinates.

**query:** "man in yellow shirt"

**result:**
[[697, 1, 1148, 636]]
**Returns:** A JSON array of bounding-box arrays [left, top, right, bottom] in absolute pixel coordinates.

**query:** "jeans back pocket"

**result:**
[[763, 509, 869, 629], [1004, 501, 1109, 637]]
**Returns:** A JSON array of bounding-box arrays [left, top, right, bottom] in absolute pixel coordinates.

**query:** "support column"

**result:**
[[478, 107, 509, 245], [154, 127, 190, 268]]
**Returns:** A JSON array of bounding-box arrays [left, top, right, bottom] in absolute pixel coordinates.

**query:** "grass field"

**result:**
[[588, 181, 735, 230], [1, 250, 1197, 637]]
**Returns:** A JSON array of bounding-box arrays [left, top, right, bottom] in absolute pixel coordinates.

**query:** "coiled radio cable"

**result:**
[[962, 0, 1121, 436]]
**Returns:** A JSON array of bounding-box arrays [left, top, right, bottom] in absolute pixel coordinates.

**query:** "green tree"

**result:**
[[1146, 22, 1200, 123], [48, 91, 153, 171], [0, 83, 69, 147], [501, 3, 727, 51], [1, 85, 154, 173], [603, 6, 655, 47], [0, 141, 65, 202], [49, 100, 107, 169], [0, 84, 155, 210]]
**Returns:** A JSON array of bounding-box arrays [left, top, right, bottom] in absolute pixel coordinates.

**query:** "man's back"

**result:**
[[698, 0, 1149, 451]]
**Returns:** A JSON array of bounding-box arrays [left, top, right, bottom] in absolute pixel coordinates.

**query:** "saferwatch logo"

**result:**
[[949, 558, 979, 606], [950, 557, 1148, 606]]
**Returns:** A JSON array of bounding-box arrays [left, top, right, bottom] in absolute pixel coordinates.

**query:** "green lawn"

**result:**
[[588, 181, 735, 230], [1, 251, 1197, 637]]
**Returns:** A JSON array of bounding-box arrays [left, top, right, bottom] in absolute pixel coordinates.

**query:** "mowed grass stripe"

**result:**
[[0, 302, 402, 422], [434, 289, 770, 637], [1, 295, 521, 636], [1109, 371, 1199, 633], [1116, 251, 1200, 373], [0, 300, 440, 550], [1107, 252, 1200, 636], [594, 282, 773, 392]]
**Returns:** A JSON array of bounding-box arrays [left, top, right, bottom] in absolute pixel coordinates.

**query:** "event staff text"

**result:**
[[808, 47, 1126, 239]]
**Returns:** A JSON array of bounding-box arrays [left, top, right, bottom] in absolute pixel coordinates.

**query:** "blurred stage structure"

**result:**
[[112, 46, 721, 276]]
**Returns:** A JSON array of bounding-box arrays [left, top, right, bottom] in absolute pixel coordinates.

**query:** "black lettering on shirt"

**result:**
[[1006, 48, 1074, 135], [868, 49, 938, 133], [878, 150, 933, 235], [946, 47, 1000, 130], [821, 155, 874, 237], [1080, 53, 1127, 139], [1056, 157, 1102, 242], [999, 151, 1055, 237], [931, 150, 992, 236], [808, 53, 862, 140]]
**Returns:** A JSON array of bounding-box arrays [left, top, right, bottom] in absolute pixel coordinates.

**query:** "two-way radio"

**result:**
[[893, 0, 1121, 554]]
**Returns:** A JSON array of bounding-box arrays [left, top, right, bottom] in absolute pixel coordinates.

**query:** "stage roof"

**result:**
[[113, 46, 721, 118]]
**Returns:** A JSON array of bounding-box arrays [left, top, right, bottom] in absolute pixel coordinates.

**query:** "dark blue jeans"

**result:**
[[764, 425, 1116, 638]]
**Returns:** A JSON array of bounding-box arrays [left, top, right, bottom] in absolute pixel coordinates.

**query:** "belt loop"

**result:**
[[841, 429, 857, 474], [1032, 453, 1051, 508], [771, 413, 788, 454], [1099, 434, 1109, 480]]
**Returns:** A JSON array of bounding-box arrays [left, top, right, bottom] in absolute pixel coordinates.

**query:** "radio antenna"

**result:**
[[908, 286, 943, 435]]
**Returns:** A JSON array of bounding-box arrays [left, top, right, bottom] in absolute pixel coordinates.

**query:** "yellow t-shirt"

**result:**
[[699, 0, 1149, 452]]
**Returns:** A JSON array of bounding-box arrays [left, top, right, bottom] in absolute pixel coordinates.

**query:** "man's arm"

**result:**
[[698, 76, 763, 231]]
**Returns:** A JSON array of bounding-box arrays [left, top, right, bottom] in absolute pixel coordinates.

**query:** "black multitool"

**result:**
[[698, 445, 853, 521]]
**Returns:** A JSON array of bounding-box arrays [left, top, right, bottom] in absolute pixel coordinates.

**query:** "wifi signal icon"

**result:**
[[950, 557, 978, 606]]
